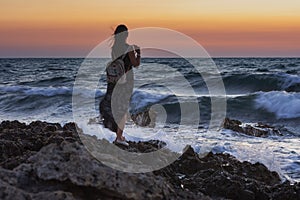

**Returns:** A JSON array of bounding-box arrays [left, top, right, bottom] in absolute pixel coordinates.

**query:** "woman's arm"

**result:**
[[128, 45, 141, 67]]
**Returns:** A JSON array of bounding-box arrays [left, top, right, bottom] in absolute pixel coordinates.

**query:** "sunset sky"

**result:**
[[1, 0, 300, 57]]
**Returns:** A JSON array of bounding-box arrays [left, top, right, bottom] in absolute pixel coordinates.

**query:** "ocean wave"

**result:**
[[130, 90, 171, 112], [129, 90, 300, 123], [0, 85, 107, 99], [33, 76, 73, 84], [255, 91, 300, 119], [0, 85, 72, 97], [222, 73, 300, 93], [172, 71, 300, 94]]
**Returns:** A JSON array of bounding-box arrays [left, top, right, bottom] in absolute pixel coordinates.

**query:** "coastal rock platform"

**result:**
[[0, 120, 299, 200]]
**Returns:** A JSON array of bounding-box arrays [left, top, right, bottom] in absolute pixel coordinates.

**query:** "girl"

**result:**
[[100, 24, 141, 146]]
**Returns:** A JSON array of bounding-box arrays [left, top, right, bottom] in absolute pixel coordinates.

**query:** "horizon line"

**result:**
[[1, 56, 300, 59]]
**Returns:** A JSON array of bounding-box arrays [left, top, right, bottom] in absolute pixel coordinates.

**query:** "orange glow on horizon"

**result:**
[[1, 0, 300, 57]]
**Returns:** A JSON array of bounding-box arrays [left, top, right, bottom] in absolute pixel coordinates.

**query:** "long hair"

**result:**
[[111, 24, 128, 59]]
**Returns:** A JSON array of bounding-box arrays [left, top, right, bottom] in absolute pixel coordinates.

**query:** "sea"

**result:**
[[0, 57, 299, 182]]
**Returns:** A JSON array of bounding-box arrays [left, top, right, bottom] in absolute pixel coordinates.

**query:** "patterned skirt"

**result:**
[[99, 80, 133, 133]]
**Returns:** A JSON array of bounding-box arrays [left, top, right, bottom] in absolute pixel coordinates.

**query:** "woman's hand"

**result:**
[[133, 45, 141, 55], [128, 45, 141, 67], [133, 45, 140, 51]]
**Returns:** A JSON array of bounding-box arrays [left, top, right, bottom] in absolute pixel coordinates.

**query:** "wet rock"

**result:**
[[223, 117, 244, 132], [43, 124, 59, 132], [0, 120, 27, 130], [87, 116, 102, 125], [271, 181, 300, 200], [223, 117, 282, 137], [155, 145, 300, 200], [28, 120, 62, 134], [114, 139, 166, 152], [0, 141, 209, 200], [131, 108, 156, 128], [0, 120, 299, 200], [0, 121, 81, 170]]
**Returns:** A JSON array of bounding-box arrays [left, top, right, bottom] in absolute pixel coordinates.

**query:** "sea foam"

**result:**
[[255, 91, 300, 119]]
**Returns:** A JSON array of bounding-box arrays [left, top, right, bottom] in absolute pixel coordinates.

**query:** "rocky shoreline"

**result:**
[[0, 120, 299, 200]]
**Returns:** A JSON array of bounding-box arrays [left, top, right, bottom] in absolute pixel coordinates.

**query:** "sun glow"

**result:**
[[1, 0, 300, 57]]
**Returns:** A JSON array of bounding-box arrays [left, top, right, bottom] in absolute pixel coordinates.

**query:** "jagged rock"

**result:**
[[0, 141, 209, 200], [0, 120, 27, 130], [114, 139, 166, 152], [131, 108, 156, 128], [0, 120, 299, 200], [155, 145, 299, 200], [0, 121, 81, 169], [0, 178, 75, 200], [223, 117, 282, 137]]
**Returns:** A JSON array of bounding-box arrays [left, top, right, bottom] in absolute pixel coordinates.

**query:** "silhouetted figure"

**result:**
[[100, 24, 141, 146]]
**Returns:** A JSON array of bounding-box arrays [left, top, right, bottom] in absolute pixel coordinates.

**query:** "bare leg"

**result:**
[[116, 128, 124, 141], [116, 114, 127, 141]]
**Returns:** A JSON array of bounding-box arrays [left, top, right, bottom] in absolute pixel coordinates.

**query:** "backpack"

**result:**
[[106, 47, 129, 84]]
